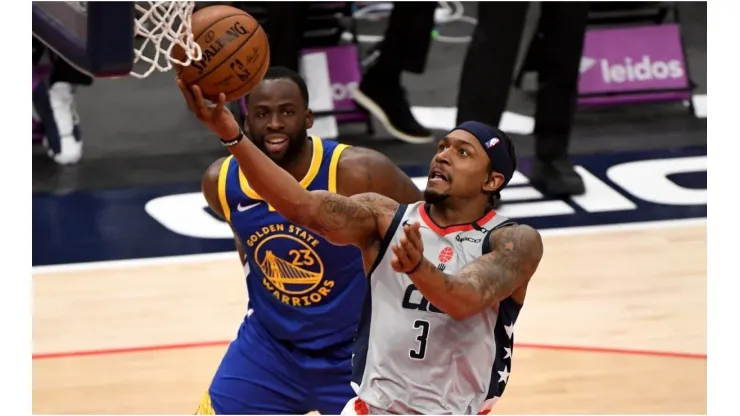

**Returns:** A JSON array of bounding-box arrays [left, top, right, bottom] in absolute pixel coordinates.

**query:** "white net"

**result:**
[[131, 1, 202, 79]]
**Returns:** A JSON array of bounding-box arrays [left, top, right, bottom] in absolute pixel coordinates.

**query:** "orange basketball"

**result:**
[[173, 5, 270, 102]]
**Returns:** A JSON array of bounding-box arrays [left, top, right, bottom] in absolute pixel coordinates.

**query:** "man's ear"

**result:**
[[305, 108, 314, 130], [483, 171, 505, 194]]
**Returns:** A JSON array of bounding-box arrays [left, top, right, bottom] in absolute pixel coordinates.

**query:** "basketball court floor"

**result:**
[[32, 218, 707, 415]]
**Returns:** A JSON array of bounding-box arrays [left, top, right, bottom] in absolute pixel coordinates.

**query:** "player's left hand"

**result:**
[[177, 79, 241, 140], [391, 222, 425, 274]]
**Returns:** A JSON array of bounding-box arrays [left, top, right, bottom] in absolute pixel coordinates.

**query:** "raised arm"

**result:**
[[225, 136, 395, 247], [336, 146, 423, 203], [395, 223, 543, 321], [179, 82, 399, 250]]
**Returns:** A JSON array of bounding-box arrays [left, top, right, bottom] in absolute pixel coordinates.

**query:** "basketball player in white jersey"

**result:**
[[178, 82, 544, 414]]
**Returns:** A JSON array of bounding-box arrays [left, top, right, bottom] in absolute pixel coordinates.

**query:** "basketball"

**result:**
[[173, 5, 270, 102]]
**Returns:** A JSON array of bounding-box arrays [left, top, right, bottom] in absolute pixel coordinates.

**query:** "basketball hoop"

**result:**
[[131, 1, 202, 79]]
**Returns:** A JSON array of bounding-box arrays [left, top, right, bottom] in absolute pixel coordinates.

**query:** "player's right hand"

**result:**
[[391, 221, 425, 274], [177, 79, 241, 140]]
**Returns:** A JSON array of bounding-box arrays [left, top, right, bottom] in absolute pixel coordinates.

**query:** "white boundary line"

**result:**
[[31, 217, 706, 275]]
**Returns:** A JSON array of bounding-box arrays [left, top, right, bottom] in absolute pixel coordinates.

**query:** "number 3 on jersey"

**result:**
[[409, 319, 430, 360]]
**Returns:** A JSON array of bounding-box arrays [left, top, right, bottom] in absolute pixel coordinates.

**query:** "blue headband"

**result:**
[[450, 121, 515, 188]]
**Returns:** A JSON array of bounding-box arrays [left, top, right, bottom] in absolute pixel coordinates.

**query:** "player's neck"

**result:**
[[279, 138, 314, 182], [427, 198, 490, 228]]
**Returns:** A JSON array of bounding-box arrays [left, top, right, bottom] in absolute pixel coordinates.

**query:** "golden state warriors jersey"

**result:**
[[217, 137, 367, 350]]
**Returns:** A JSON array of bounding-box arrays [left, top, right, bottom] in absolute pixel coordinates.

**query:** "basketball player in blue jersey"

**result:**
[[178, 73, 545, 414], [192, 67, 422, 415]]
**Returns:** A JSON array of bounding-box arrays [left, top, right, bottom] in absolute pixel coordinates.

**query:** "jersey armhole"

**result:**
[[218, 155, 234, 223], [366, 204, 407, 278], [328, 144, 350, 194], [481, 221, 518, 254]]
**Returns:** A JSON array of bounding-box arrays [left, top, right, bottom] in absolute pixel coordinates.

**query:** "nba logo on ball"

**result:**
[[485, 137, 500, 149], [437, 247, 454, 271]]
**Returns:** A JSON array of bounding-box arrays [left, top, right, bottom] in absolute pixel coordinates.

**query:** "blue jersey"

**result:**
[[217, 137, 367, 350]]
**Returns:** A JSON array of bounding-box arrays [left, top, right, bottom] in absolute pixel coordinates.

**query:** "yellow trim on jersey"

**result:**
[[218, 155, 234, 223], [195, 391, 215, 415], [238, 136, 325, 200], [328, 144, 350, 193]]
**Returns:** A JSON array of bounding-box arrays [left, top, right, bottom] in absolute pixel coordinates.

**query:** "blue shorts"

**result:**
[[196, 316, 355, 415]]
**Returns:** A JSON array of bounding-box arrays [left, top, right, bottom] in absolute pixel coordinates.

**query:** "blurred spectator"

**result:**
[[33, 37, 90, 165], [262, 1, 308, 72], [351, 2, 437, 144], [456, 2, 590, 196], [262, 2, 437, 144]]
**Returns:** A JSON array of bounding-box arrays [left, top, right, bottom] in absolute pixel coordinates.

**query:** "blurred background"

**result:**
[[32, 2, 707, 414], [32, 1, 706, 194]]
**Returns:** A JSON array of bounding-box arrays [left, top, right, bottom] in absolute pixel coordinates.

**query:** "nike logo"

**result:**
[[237, 202, 261, 212], [403, 219, 431, 231]]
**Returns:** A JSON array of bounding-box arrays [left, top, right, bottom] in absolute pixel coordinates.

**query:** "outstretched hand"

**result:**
[[391, 222, 425, 274], [176, 79, 241, 140]]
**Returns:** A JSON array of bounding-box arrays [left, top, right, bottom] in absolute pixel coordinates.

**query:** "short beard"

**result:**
[[250, 129, 307, 165], [423, 189, 449, 205]]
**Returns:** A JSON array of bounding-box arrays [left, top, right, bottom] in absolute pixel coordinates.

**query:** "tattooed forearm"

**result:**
[[303, 191, 399, 248], [459, 225, 542, 306], [314, 193, 374, 233], [455, 254, 521, 309], [407, 224, 543, 320]]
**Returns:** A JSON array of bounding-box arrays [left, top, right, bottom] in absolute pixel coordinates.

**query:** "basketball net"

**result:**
[[131, 1, 201, 79]]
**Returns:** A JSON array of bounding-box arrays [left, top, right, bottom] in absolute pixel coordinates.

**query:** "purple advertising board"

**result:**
[[32, 64, 50, 142], [33, 64, 50, 91], [577, 24, 692, 106], [301, 45, 367, 122]]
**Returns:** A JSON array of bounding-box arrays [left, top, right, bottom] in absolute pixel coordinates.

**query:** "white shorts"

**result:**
[[340, 396, 499, 415]]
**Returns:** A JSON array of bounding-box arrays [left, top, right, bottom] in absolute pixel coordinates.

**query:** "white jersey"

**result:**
[[349, 202, 523, 415]]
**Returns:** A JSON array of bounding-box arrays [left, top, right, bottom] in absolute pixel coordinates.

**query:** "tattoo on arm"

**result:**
[[306, 191, 399, 248], [434, 225, 543, 309]]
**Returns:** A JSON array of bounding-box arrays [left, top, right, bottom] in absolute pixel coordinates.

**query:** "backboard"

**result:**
[[32, 1, 135, 77]]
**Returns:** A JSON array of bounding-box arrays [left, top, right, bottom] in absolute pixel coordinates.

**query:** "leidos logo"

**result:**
[[595, 55, 685, 84], [579, 57, 597, 74], [331, 81, 359, 101]]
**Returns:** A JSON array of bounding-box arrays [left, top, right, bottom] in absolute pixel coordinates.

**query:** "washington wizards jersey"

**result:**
[[217, 137, 367, 350], [351, 202, 522, 415]]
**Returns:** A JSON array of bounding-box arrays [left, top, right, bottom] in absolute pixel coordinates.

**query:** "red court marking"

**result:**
[[514, 342, 706, 360], [33, 340, 230, 360], [32, 339, 707, 361]]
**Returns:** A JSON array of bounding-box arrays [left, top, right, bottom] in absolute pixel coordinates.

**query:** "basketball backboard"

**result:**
[[32, 1, 135, 77]]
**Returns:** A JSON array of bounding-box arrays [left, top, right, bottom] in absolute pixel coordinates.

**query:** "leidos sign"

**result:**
[[598, 55, 685, 85], [577, 24, 691, 105]]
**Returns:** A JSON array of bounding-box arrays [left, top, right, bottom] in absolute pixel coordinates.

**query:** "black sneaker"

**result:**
[[352, 81, 434, 144], [530, 157, 586, 197]]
